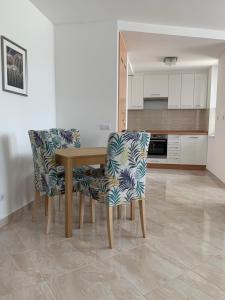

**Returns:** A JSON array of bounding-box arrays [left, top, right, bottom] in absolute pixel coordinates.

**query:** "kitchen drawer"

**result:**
[[168, 145, 181, 150], [168, 135, 180, 139]]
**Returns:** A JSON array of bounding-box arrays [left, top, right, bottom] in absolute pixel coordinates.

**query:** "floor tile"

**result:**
[[109, 244, 184, 294], [47, 260, 146, 300], [146, 270, 225, 300]]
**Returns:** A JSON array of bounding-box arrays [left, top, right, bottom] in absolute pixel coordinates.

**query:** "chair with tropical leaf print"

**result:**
[[80, 131, 151, 248], [49, 128, 98, 225], [28, 130, 93, 233], [28, 130, 49, 219]]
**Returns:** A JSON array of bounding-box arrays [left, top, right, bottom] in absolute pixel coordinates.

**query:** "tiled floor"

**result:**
[[1, 169, 225, 299]]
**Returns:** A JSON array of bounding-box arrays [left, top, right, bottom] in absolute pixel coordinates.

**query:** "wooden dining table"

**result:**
[[55, 147, 107, 238]]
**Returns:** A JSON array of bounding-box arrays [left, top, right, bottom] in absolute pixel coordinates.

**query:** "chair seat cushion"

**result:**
[[88, 176, 109, 202], [56, 165, 95, 177], [41, 170, 95, 197]]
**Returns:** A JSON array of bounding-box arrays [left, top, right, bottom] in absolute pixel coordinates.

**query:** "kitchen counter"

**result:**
[[145, 130, 208, 135]]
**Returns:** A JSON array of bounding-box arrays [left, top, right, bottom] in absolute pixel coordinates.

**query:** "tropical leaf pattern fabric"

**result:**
[[50, 128, 94, 176], [88, 131, 150, 206], [28, 129, 93, 197]]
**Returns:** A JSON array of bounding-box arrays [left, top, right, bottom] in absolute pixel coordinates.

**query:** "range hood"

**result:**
[[144, 98, 168, 110]]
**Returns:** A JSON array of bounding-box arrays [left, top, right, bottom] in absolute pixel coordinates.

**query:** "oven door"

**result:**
[[148, 139, 167, 157]]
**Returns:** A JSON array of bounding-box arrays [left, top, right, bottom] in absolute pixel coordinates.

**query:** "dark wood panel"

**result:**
[[147, 163, 206, 170]]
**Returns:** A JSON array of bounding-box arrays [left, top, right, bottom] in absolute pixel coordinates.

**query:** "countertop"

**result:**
[[145, 130, 208, 135]]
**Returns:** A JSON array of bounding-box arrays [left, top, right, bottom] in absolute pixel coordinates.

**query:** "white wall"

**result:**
[[207, 53, 225, 182], [55, 21, 118, 147], [0, 0, 55, 221]]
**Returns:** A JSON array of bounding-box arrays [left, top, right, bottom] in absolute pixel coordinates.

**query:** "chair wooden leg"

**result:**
[[46, 197, 53, 234], [90, 197, 95, 223], [117, 205, 121, 219], [106, 206, 113, 249], [138, 200, 146, 238], [45, 196, 48, 216], [52, 197, 56, 223], [130, 201, 135, 220], [79, 193, 84, 228], [58, 194, 62, 211], [32, 191, 40, 221]]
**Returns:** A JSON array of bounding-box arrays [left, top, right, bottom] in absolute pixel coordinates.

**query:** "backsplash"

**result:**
[[127, 109, 209, 131]]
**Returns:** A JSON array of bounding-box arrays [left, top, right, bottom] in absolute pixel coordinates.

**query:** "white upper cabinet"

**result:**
[[144, 74, 168, 98], [168, 73, 181, 109], [181, 72, 195, 109], [194, 73, 208, 109], [128, 75, 143, 110], [128, 76, 132, 108]]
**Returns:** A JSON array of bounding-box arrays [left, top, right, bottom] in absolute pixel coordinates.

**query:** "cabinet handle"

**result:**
[[151, 93, 160, 96], [195, 105, 203, 107], [188, 136, 199, 139]]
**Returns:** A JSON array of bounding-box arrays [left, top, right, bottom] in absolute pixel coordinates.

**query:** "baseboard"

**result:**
[[0, 201, 32, 229], [147, 163, 206, 170], [206, 169, 225, 187]]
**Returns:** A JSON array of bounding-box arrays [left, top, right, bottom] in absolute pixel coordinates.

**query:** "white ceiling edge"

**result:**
[[118, 20, 225, 40]]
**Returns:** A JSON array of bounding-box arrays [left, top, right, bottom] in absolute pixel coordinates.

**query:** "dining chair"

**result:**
[[49, 128, 97, 225], [28, 130, 53, 211], [80, 131, 151, 248], [28, 130, 93, 233]]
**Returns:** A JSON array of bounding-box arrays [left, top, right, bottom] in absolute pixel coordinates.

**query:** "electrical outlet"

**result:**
[[0, 194, 5, 202]]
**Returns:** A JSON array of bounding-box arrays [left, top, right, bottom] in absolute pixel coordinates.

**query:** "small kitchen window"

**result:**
[[208, 65, 218, 137]]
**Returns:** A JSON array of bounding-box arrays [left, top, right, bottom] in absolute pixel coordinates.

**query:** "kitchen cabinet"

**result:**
[[180, 135, 207, 165], [128, 75, 143, 109], [194, 73, 208, 109], [167, 135, 181, 163], [118, 33, 127, 131], [144, 74, 168, 98], [128, 76, 132, 107], [168, 73, 181, 109], [181, 73, 195, 109]]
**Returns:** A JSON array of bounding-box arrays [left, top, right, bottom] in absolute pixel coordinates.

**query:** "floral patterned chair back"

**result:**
[[50, 128, 81, 149], [28, 130, 50, 194], [104, 131, 150, 206]]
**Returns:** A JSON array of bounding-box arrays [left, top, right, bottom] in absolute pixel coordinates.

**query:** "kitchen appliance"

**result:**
[[148, 134, 168, 158]]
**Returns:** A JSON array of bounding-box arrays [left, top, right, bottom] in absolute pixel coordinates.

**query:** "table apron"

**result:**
[[73, 156, 106, 166], [55, 155, 106, 167]]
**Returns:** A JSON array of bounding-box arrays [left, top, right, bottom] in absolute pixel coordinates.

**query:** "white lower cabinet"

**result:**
[[150, 134, 208, 165], [167, 135, 181, 163], [180, 135, 208, 165]]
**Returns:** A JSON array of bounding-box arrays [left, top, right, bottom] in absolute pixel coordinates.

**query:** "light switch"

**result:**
[[99, 124, 111, 131]]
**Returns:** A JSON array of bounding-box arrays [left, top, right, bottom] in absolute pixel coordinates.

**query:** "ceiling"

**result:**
[[30, 0, 225, 30], [123, 32, 225, 72]]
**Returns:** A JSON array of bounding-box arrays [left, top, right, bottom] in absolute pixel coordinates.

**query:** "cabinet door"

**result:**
[[181, 135, 207, 165], [144, 74, 168, 98], [128, 76, 132, 109], [168, 73, 181, 109], [181, 73, 194, 109], [194, 73, 208, 109], [130, 75, 143, 109]]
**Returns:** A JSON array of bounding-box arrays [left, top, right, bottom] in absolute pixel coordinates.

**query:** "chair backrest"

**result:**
[[104, 131, 150, 206], [29, 128, 82, 196], [50, 128, 81, 149], [28, 130, 49, 193]]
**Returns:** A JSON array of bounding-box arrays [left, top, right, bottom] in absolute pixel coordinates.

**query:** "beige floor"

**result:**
[[1, 169, 225, 299]]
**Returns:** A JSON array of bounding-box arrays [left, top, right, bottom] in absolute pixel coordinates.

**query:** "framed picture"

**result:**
[[1, 36, 28, 96]]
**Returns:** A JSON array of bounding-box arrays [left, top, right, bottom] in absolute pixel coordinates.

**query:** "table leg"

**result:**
[[65, 158, 73, 237]]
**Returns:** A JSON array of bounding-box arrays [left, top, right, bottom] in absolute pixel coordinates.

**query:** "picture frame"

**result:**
[[1, 36, 28, 96]]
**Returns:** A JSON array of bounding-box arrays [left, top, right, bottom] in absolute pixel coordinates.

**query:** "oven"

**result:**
[[148, 134, 168, 158]]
